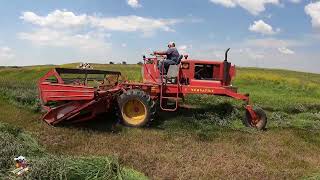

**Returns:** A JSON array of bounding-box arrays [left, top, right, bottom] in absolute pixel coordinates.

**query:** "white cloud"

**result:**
[[178, 44, 193, 55], [244, 38, 303, 48], [18, 28, 111, 51], [305, 1, 320, 29], [240, 38, 297, 57], [249, 20, 279, 35], [209, 0, 236, 7], [127, 0, 142, 8], [224, 38, 299, 59], [288, 0, 301, 4], [18, 9, 186, 64], [278, 47, 295, 55], [20, 10, 180, 36], [0, 47, 15, 60], [89, 15, 180, 35], [239, 48, 265, 59], [186, 37, 319, 73], [212, 50, 226, 59], [20, 10, 88, 28], [209, 0, 280, 15], [178, 45, 187, 51]]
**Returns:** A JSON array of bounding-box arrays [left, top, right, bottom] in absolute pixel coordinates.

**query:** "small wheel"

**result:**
[[117, 89, 155, 127], [243, 107, 267, 130]]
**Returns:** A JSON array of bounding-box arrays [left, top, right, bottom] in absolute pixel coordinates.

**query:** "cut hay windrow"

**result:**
[[0, 122, 147, 180]]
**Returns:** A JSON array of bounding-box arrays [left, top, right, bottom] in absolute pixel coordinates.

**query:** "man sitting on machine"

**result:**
[[154, 42, 180, 75]]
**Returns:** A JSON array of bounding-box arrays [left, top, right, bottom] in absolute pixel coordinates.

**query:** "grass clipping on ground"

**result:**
[[0, 122, 147, 180]]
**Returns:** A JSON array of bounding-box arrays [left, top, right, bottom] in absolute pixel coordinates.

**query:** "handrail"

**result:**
[[160, 63, 181, 111]]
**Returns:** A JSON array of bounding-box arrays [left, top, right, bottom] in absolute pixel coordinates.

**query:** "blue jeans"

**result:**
[[158, 59, 176, 74]]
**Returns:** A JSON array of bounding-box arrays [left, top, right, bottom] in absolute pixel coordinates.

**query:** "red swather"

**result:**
[[38, 49, 267, 129]]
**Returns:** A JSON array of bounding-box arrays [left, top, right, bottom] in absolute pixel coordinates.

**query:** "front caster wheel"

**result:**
[[243, 107, 267, 130]]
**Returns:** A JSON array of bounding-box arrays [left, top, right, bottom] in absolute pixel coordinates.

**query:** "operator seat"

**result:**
[[166, 55, 183, 79]]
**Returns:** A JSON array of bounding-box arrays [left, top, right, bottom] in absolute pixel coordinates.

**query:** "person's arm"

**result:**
[[153, 51, 167, 55]]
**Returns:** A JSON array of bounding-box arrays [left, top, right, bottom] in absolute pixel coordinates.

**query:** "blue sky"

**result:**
[[0, 0, 319, 73]]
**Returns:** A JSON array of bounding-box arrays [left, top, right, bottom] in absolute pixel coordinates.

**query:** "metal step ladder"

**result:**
[[160, 65, 180, 111]]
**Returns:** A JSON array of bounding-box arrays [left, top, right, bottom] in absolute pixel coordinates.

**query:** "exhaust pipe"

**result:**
[[224, 48, 230, 62], [223, 48, 231, 85]]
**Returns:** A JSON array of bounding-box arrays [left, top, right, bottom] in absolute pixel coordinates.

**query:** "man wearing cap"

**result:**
[[154, 42, 180, 74]]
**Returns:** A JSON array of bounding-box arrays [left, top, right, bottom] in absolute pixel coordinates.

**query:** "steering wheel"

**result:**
[[150, 53, 166, 59]]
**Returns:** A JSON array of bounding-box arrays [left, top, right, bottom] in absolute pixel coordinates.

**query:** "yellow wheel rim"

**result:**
[[122, 99, 147, 125]]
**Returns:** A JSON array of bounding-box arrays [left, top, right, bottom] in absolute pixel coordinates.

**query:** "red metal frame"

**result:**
[[140, 56, 249, 102], [38, 55, 259, 126], [38, 68, 122, 125]]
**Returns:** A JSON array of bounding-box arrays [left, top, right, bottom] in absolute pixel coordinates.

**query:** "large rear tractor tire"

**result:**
[[117, 89, 155, 127], [243, 107, 267, 130]]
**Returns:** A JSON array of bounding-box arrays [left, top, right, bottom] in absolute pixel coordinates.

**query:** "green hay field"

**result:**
[[0, 64, 320, 179]]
